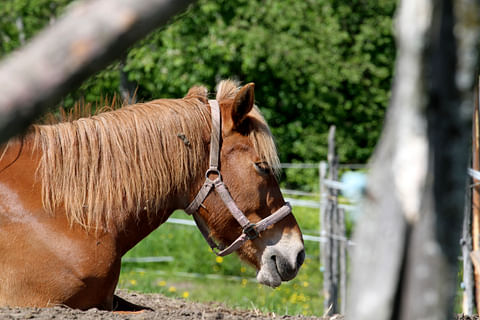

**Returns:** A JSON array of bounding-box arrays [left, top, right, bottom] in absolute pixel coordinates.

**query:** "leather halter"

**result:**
[[184, 100, 292, 256]]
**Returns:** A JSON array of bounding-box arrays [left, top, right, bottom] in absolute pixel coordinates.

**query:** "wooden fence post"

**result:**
[[463, 174, 474, 314], [321, 125, 339, 315], [319, 160, 328, 312], [338, 207, 347, 314], [471, 75, 480, 312]]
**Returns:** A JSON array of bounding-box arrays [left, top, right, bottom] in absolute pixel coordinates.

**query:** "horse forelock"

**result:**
[[216, 80, 280, 177], [246, 106, 281, 178], [32, 80, 279, 230]]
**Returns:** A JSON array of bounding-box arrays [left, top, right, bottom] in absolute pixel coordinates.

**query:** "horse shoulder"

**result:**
[[0, 138, 121, 309]]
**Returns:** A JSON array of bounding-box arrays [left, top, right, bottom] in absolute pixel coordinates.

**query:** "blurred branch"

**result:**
[[0, 0, 195, 142]]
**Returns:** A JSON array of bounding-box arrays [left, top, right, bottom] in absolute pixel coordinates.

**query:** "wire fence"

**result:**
[[164, 214, 356, 246], [279, 163, 366, 170]]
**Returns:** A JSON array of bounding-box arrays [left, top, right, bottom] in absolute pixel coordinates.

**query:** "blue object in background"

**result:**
[[341, 171, 367, 202]]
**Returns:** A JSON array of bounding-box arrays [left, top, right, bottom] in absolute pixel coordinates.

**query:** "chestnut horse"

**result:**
[[0, 80, 304, 310]]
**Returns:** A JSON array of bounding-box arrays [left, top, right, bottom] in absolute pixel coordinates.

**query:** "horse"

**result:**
[[0, 80, 305, 310]]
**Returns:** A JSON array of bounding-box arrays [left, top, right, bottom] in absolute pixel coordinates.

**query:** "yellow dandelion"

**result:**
[[129, 279, 137, 286], [157, 280, 166, 287], [289, 293, 298, 304], [215, 256, 224, 263], [240, 266, 246, 273], [303, 281, 309, 287], [182, 291, 189, 298], [168, 286, 176, 292], [241, 278, 248, 287]]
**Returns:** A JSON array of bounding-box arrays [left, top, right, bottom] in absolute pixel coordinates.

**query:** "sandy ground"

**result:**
[[0, 290, 340, 320], [0, 290, 474, 319]]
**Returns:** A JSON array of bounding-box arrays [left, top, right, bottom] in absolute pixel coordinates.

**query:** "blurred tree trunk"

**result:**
[[0, 0, 195, 143], [347, 0, 480, 319]]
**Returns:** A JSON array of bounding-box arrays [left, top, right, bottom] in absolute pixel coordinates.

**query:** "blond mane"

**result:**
[[33, 80, 280, 230]]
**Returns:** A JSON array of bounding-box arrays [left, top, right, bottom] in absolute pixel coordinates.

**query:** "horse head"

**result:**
[[185, 82, 305, 287]]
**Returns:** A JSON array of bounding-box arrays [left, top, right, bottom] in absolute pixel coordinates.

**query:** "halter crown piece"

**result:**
[[184, 100, 292, 256]]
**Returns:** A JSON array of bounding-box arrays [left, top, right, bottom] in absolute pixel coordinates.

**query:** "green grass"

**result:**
[[118, 205, 324, 316]]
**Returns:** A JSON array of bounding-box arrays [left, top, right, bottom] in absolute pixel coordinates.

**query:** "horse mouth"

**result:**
[[256, 248, 305, 287], [256, 256, 283, 288]]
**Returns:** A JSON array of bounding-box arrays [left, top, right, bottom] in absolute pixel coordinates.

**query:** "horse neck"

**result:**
[[114, 205, 173, 256], [114, 151, 209, 257], [116, 176, 215, 255]]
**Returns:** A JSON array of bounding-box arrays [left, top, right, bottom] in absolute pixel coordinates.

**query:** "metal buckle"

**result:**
[[243, 223, 259, 240], [205, 167, 221, 183]]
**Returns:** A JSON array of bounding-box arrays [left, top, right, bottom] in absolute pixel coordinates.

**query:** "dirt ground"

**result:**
[[0, 290, 476, 319], [0, 290, 340, 320]]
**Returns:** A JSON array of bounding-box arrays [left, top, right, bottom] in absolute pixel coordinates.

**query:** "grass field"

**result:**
[[118, 206, 325, 316]]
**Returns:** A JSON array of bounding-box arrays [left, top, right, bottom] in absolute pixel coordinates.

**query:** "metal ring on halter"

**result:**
[[205, 167, 221, 183], [243, 223, 259, 240]]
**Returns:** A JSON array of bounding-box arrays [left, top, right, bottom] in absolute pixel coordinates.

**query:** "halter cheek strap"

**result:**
[[184, 100, 292, 257]]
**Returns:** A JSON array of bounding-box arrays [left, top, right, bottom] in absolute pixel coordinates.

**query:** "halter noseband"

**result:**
[[184, 100, 292, 256]]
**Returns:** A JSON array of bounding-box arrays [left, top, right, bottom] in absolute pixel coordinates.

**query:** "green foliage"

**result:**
[[0, 0, 396, 190], [0, 0, 72, 54]]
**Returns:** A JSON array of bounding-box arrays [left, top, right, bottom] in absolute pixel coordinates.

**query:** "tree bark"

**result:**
[[0, 0, 195, 143], [472, 75, 480, 310], [463, 175, 474, 315], [347, 0, 480, 319]]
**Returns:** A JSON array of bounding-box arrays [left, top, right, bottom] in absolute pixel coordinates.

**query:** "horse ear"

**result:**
[[231, 83, 255, 128]]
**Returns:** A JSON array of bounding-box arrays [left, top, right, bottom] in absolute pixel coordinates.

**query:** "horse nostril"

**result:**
[[296, 249, 305, 268]]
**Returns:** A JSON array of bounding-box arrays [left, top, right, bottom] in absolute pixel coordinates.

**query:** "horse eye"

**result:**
[[254, 161, 271, 175]]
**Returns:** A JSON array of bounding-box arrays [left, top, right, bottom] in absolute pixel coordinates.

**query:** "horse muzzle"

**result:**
[[256, 234, 305, 287]]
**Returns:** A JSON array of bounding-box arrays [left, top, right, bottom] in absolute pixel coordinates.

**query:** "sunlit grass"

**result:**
[[119, 256, 322, 316]]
